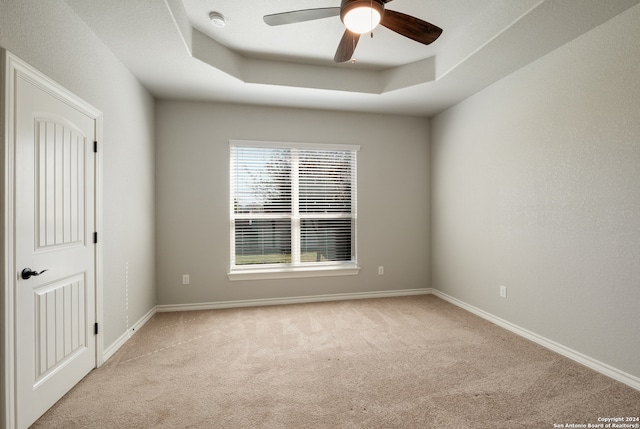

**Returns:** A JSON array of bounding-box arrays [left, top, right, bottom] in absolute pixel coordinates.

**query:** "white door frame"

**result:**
[[1, 49, 104, 429]]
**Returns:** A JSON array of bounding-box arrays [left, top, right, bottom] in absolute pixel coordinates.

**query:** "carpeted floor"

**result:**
[[33, 295, 640, 428]]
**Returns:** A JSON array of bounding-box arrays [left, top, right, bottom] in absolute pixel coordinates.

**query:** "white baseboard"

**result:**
[[102, 307, 156, 363], [431, 289, 640, 392], [156, 288, 433, 313]]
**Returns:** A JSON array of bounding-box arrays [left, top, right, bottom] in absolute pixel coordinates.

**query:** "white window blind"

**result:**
[[229, 141, 359, 277]]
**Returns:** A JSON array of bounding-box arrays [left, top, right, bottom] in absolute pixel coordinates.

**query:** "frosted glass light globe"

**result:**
[[343, 7, 381, 34]]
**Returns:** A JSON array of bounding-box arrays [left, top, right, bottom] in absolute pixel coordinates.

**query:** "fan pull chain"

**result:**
[[370, 0, 374, 38]]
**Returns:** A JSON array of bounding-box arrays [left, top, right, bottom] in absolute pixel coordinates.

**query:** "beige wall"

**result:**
[[431, 4, 640, 378], [155, 101, 430, 305], [0, 0, 156, 349]]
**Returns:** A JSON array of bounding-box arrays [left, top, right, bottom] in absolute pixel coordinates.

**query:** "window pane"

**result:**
[[231, 142, 358, 271], [299, 150, 353, 214], [235, 219, 291, 265], [233, 147, 291, 213], [301, 218, 352, 262]]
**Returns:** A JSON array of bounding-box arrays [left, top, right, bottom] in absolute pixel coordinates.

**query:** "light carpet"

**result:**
[[33, 295, 640, 428]]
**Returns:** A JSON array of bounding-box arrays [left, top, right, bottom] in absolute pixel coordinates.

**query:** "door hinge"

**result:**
[[94, 141, 98, 153], [93, 232, 98, 244], [94, 323, 99, 335]]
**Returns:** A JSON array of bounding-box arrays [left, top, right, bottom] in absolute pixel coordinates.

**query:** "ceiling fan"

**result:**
[[263, 0, 443, 63]]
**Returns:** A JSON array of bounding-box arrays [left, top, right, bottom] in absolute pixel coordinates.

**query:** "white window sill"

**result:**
[[227, 265, 361, 281]]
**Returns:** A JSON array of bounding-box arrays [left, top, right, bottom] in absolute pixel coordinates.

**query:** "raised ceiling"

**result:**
[[183, 0, 477, 69], [64, 0, 640, 117]]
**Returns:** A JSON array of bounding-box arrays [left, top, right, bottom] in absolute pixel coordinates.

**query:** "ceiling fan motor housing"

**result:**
[[340, 0, 385, 27]]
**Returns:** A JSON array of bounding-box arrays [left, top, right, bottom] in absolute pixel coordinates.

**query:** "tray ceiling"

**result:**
[[64, 0, 640, 116]]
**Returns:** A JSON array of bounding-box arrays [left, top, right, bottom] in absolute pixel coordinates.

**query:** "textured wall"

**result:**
[[431, 4, 640, 378], [155, 101, 430, 305], [0, 0, 156, 349]]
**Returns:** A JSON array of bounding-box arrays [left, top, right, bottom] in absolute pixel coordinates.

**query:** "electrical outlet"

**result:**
[[500, 285, 507, 298], [182, 274, 190, 285], [378, 266, 384, 275]]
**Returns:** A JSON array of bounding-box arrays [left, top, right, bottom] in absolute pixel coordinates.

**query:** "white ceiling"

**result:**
[[64, 0, 640, 117], [183, 0, 479, 68]]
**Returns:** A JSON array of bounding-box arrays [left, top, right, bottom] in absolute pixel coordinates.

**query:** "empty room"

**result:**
[[1, 0, 639, 428]]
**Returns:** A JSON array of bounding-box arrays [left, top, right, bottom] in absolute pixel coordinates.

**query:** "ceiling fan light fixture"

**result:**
[[263, 0, 443, 63], [341, 0, 384, 34], [344, 7, 380, 33]]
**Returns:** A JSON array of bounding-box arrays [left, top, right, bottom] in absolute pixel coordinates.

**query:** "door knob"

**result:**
[[21, 268, 48, 280]]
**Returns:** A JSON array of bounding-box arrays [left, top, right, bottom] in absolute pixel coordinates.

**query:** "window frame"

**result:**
[[228, 140, 360, 281]]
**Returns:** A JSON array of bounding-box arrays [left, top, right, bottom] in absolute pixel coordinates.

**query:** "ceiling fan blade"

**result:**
[[264, 7, 340, 26], [380, 10, 443, 45], [334, 30, 360, 63]]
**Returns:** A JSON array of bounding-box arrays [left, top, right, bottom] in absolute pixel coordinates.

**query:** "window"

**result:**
[[228, 141, 360, 280]]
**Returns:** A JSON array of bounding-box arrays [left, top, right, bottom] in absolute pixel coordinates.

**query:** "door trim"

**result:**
[[1, 49, 104, 429]]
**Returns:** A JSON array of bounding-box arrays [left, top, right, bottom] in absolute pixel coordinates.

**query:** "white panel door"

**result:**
[[14, 70, 97, 428]]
